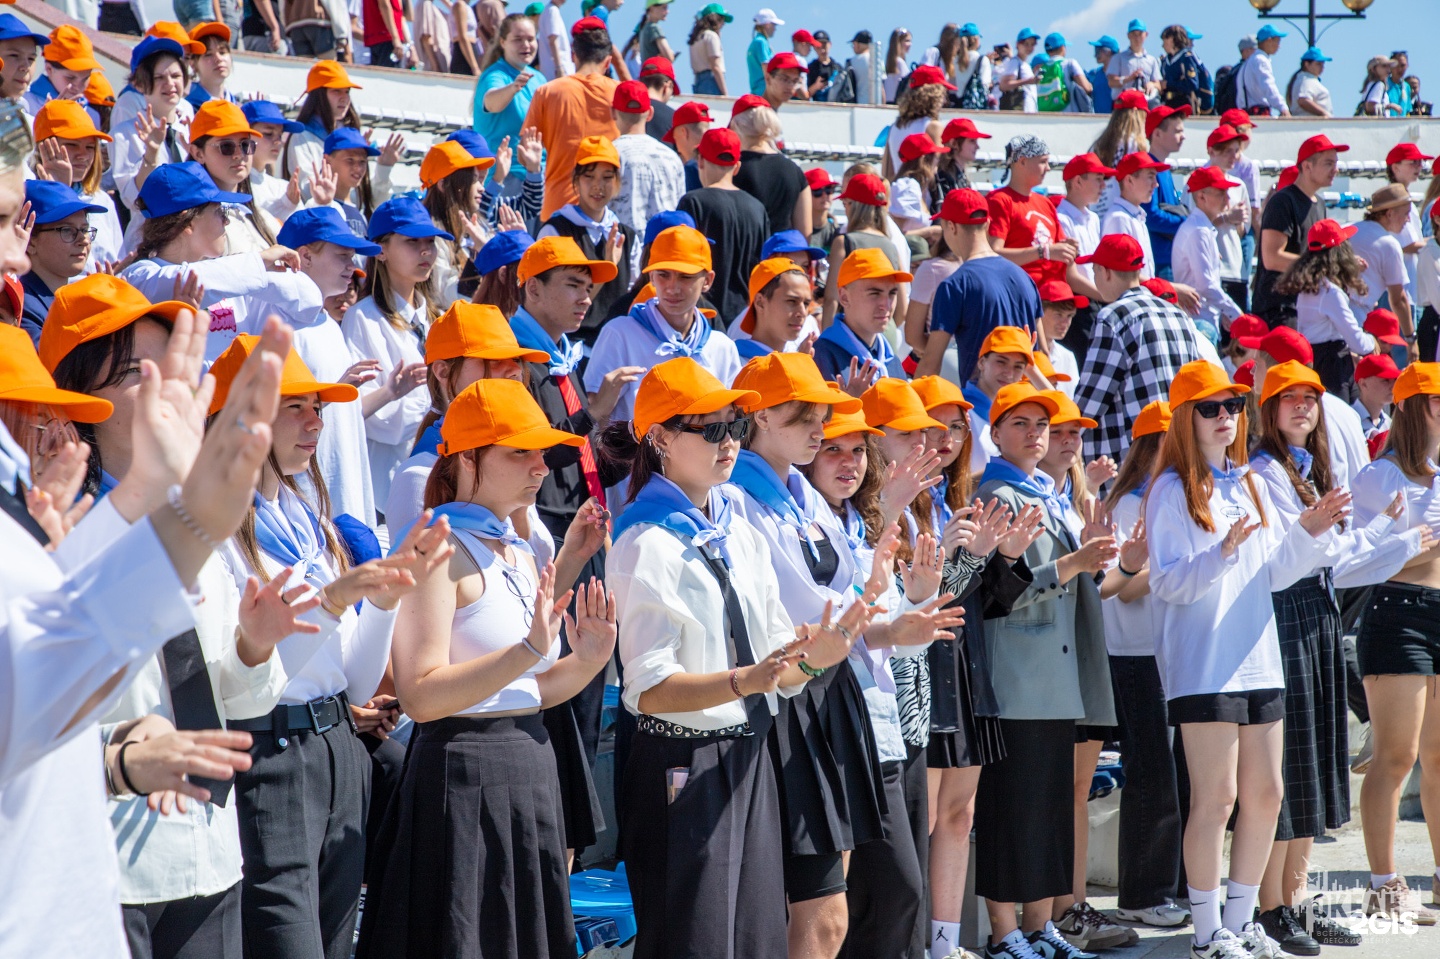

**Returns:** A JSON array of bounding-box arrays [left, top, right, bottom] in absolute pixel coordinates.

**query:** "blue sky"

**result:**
[[609, 0, 1438, 107]]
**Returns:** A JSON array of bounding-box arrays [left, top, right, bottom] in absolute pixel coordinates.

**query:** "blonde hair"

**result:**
[[1090, 107, 1149, 166], [731, 105, 782, 149]]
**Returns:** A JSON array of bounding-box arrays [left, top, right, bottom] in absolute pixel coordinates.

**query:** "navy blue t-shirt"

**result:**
[[929, 255, 1042, 384]]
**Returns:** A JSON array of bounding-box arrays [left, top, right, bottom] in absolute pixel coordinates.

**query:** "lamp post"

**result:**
[[1248, 0, 1376, 49]]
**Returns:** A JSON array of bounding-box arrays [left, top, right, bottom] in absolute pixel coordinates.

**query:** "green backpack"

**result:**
[[1037, 59, 1069, 112]]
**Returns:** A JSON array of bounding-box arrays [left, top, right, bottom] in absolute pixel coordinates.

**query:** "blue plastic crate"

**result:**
[[575, 916, 621, 955], [569, 867, 636, 944]]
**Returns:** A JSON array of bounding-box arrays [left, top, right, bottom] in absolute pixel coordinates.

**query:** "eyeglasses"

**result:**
[[212, 139, 257, 157], [29, 414, 79, 461], [35, 224, 98, 244], [500, 564, 535, 628], [675, 417, 751, 444], [1194, 397, 1247, 419]]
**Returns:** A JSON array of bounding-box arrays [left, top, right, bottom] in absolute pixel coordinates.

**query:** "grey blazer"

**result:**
[[977, 479, 1117, 726]]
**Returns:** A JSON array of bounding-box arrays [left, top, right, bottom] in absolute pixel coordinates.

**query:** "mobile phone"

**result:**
[[666, 766, 690, 804]]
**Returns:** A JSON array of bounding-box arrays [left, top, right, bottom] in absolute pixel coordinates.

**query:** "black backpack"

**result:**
[[1214, 60, 1244, 114]]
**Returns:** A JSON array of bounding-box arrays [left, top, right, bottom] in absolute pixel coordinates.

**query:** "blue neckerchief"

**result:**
[[411, 417, 442, 457], [840, 500, 867, 555], [1251, 446, 1313, 480], [388, 501, 529, 556], [95, 469, 119, 501], [932, 474, 953, 529], [555, 202, 619, 246], [729, 450, 819, 559], [0, 420, 30, 495], [29, 75, 58, 103], [304, 117, 329, 141], [185, 84, 211, 109], [611, 474, 735, 566], [1210, 459, 1250, 483], [630, 298, 711, 359], [817, 315, 895, 381], [253, 489, 327, 583], [962, 383, 992, 423], [981, 455, 1070, 530], [735, 338, 774, 359], [511, 306, 584, 377]]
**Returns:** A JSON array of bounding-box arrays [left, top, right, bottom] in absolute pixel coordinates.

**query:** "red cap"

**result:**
[[1356, 353, 1401, 382], [1142, 277, 1178, 303], [1038, 279, 1089, 309], [1277, 165, 1300, 190], [1116, 152, 1170, 179], [838, 173, 889, 207], [1063, 152, 1116, 180], [898, 132, 944, 164], [908, 64, 957, 91], [792, 29, 817, 46], [940, 117, 991, 143], [663, 101, 713, 142], [696, 127, 742, 165], [1187, 166, 1241, 193], [1233, 359, 1256, 387], [731, 93, 770, 118], [640, 56, 676, 81], [1145, 103, 1191, 138], [1220, 108, 1254, 129], [1307, 218, 1358, 251], [1257, 326, 1313, 365], [612, 80, 651, 113], [932, 188, 989, 225], [766, 52, 804, 73], [1077, 234, 1147, 272], [1207, 124, 1249, 150], [1386, 143, 1435, 165], [1230, 314, 1268, 342], [805, 167, 837, 191], [1, 273, 20, 320], [1114, 89, 1149, 112], [1296, 134, 1350, 165], [571, 15, 606, 35], [1364, 308, 1408, 346]]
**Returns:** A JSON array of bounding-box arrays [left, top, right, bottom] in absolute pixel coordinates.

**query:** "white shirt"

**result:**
[[82, 189, 125, 271], [1349, 219, 1408, 312], [1196, 164, 1251, 282], [885, 116, 931, 173], [995, 55, 1036, 112], [1297, 278, 1377, 355], [1057, 198, 1100, 283], [968, 406, 997, 474], [611, 133, 686, 274], [1145, 465, 1331, 699], [248, 168, 300, 234], [1352, 455, 1440, 544], [111, 88, 195, 131], [1239, 49, 1286, 115], [1232, 154, 1262, 213], [1352, 399, 1391, 439], [889, 176, 928, 230], [109, 113, 190, 217], [537, 2, 572, 79], [1322, 391, 1371, 489], [583, 309, 743, 422], [1289, 71, 1331, 116], [1102, 198, 1154, 280], [1173, 208, 1244, 326], [291, 312, 377, 526], [1049, 341, 1079, 398], [1418, 240, 1440, 320], [1400, 207, 1424, 291], [1101, 492, 1161, 656]]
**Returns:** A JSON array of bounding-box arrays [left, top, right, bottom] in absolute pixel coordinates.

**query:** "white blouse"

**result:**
[[289, 313, 376, 527], [1351, 455, 1440, 543], [1296, 278, 1377, 356], [1101, 491, 1162, 657]]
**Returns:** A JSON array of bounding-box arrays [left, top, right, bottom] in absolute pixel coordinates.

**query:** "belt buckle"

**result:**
[[306, 698, 336, 734]]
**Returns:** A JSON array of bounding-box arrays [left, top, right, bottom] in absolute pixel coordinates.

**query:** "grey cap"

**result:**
[[1005, 134, 1050, 162], [1238, 34, 1257, 51]]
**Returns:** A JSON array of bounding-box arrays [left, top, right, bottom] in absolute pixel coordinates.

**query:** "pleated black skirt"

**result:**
[[1273, 576, 1351, 841], [542, 701, 604, 852], [769, 659, 886, 856], [927, 624, 1006, 769], [354, 714, 574, 959]]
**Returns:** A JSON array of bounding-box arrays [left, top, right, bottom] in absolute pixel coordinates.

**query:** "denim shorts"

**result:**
[[1356, 582, 1440, 677]]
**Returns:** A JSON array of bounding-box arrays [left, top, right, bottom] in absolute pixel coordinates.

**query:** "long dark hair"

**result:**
[[1382, 393, 1440, 483], [688, 12, 726, 46], [1255, 389, 1335, 510], [800, 432, 887, 548], [133, 202, 213, 260], [424, 168, 481, 275], [1274, 243, 1368, 299], [473, 261, 523, 316], [365, 246, 441, 332], [50, 319, 154, 495], [284, 88, 361, 179], [129, 52, 189, 94]]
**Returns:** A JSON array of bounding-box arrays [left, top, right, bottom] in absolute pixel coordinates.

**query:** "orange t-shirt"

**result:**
[[524, 73, 621, 220]]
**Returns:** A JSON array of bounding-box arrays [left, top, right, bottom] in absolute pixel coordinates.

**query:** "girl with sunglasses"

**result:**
[[187, 100, 280, 254], [31, 99, 123, 269], [1146, 361, 1348, 959]]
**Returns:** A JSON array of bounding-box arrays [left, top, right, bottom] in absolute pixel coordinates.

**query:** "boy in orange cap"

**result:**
[[22, 24, 97, 119], [813, 247, 912, 388]]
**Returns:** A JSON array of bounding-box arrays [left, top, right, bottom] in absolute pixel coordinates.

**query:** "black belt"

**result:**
[[229, 692, 355, 750]]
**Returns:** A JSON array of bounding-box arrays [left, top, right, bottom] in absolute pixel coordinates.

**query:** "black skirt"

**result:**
[[927, 622, 1006, 768], [1273, 576, 1351, 841], [542, 701, 604, 852], [355, 714, 574, 959], [769, 659, 886, 856], [974, 718, 1075, 903]]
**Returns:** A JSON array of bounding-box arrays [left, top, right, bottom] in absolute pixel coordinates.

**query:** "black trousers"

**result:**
[[123, 884, 241, 959], [98, 2, 142, 34], [1419, 305, 1439, 365], [1109, 656, 1183, 910], [369, 41, 400, 68], [1223, 279, 1250, 315], [839, 758, 927, 959], [234, 719, 371, 959], [1311, 338, 1358, 404]]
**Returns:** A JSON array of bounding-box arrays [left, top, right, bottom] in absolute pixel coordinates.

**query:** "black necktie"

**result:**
[[161, 630, 231, 806], [0, 481, 47, 545], [702, 553, 772, 736], [163, 125, 181, 164]]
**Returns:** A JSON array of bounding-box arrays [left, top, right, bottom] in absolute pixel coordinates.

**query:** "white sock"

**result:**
[[1222, 880, 1260, 933], [932, 920, 962, 953], [1190, 886, 1223, 945], [1372, 872, 1398, 889]]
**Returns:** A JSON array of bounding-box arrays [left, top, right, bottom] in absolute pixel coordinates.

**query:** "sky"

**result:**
[[608, 0, 1439, 109]]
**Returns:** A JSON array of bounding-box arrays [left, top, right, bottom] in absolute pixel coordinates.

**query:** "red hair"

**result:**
[[1148, 399, 1265, 533]]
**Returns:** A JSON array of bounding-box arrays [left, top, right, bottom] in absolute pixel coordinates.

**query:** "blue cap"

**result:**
[[643, 210, 698, 247], [1187, 28, 1204, 40], [1126, 18, 1147, 34], [242, 100, 304, 133], [276, 206, 382, 256], [24, 180, 104, 226], [0, 14, 49, 47], [137, 161, 250, 219], [1044, 32, 1067, 51], [129, 35, 184, 73], [446, 130, 495, 160], [1090, 35, 1119, 53], [367, 196, 454, 242], [761, 229, 826, 260], [958, 23, 980, 39], [1016, 27, 1040, 43], [1256, 25, 1287, 41], [323, 127, 380, 156], [1301, 46, 1331, 63], [474, 230, 534, 276], [1030, 53, 1051, 68]]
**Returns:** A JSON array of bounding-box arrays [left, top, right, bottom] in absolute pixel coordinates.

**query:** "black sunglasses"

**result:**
[[676, 417, 750, 444], [1194, 397, 1247, 419], [213, 139, 257, 157]]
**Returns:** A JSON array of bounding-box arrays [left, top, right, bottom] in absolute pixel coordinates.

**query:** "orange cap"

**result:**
[[741, 256, 806, 333], [38, 274, 190, 372], [911, 374, 973, 412], [420, 140, 495, 190], [989, 382, 1061, 426], [1260, 359, 1325, 405], [44, 25, 99, 70], [979, 325, 1034, 359], [643, 225, 713, 274], [146, 21, 206, 55], [516, 235, 618, 285], [1031, 350, 1069, 383], [189, 99, 260, 142], [1045, 390, 1097, 428], [306, 59, 361, 92], [0, 325, 112, 423], [823, 404, 884, 439], [33, 98, 111, 142], [732, 352, 862, 413], [207, 335, 357, 415], [84, 72, 116, 108], [575, 134, 621, 169], [861, 378, 946, 432], [632, 357, 759, 438], [1131, 400, 1171, 439], [1394, 361, 1440, 404], [836, 247, 912, 287], [188, 21, 232, 43], [425, 302, 548, 364], [439, 377, 583, 454], [1168, 360, 1249, 407]]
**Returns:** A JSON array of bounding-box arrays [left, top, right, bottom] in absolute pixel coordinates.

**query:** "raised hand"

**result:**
[[603, 222, 625, 266], [340, 358, 382, 388], [591, 365, 645, 422], [562, 578, 618, 665], [378, 132, 406, 167], [36, 137, 73, 184], [366, 511, 456, 607], [1220, 516, 1262, 558], [997, 503, 1046, 560], [260, 245, 301, 272], [524, 562, 572, 659], [1116, 517, 1147, 574], [838, 356, 881, 396], [1079, 497, 1116, 544], [1383, 492, 1406, 521], [1071, 534, 1119, 574], [170, 269, 205, 311], [136, 105, 167, 155], [1085, 456, 1118, 493], [886, 593, 965, 646], [797, 330, 817, 355], [957, 497, 1015, 558], [387, 360, 429, 399], [495, 202, 526, 233], [491, 135, 513, 183], [458, 209, 488, 247], [562, 497, 611, 565], [286, 169, 302, 205], [237, 569, 323, 661], [804, 596, 880, 669], [310, 161, 339, 207], [878, 445, 943, 525], [901, 532, 944, 602], [1299, 488, 1351, 536], [737, 638, 809, 696], [516, 126, 545, 173]]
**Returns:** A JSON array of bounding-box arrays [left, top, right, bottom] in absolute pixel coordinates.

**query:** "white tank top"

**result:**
[[887, 116, 932, 171], [449, 529, 558, 715]]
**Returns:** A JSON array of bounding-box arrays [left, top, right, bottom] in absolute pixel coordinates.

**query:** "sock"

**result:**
[[932, 920, 962, 954], [1222, 880, 1260, 933], [1189, 885, 1223, 945], [1372, 872, 1398, 889]]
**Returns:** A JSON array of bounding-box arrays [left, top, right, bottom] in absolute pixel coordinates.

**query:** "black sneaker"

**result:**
[[1027, 921, 1099, 959], [1299, 897, 1363, 946], [1257, 905, 1319, 957]]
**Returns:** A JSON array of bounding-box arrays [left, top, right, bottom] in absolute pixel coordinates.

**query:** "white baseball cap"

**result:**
[[753, 8, 784, 26]]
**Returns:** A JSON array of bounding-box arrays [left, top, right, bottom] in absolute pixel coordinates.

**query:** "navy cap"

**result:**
[[643, 210, 698, 247], [129, 35, 184, 73], [446, 130, 495, 160], [137, 161, 250, 218], [1090, 35, 1119, 53], [1017, 27, 1040, 43], [324, 127, 380, 156], [277, 206, 382, 255], [761, 229, 826, 260], [0, 14, 50, 47], [242, 100, 304, 133], [1257, 25, 1287, 41], [367, 196, 454, 242], [24, 180, 104, 226], [474, 229, 534, 276]]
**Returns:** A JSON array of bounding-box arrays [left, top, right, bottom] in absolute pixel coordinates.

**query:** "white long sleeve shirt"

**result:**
[[1057, 198, 1100, 283], [1351, 454, 1440, 546], [582, 309, 743, 423], [289, 313, 376, 526], [1297, 278, 1377, 356], [1101, 198, 1155, 280], [1173, 208, 1244, 327], [1322, 391, 1371, 489], [1416, 240, 1440, 323], [1101, 491, 1162, 657], [1239, 50, 1286, 116]]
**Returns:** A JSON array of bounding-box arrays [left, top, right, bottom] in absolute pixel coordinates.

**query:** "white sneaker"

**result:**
[[1190, 928, 1253, 959], [1351, 723, 1373, 774], [1237, 921, 1282, 959], [1115, 901, 1191, 927]]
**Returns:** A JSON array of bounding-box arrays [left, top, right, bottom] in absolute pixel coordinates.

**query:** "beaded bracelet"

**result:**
[[798, 660, 826, 679], [166, 485, 222, 550]]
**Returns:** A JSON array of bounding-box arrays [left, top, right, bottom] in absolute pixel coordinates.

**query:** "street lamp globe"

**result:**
[[1341, 0, 1375, 11], [1248, 0, 1282, 10]]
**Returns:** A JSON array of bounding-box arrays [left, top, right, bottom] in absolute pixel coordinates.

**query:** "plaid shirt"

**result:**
[[1074, 287, 1205, 465]]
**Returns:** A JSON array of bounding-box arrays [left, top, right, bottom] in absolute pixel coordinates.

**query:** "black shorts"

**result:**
[[1168, 688, 1284, 726], [783, 850, 846, 902], [1357, 583, 1440, 677]]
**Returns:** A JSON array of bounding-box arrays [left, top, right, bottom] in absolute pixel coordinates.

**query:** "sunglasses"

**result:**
[[675, 417, 750, 444], [212, 139, 257, 157], [1194, 397, 1247, 419]]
